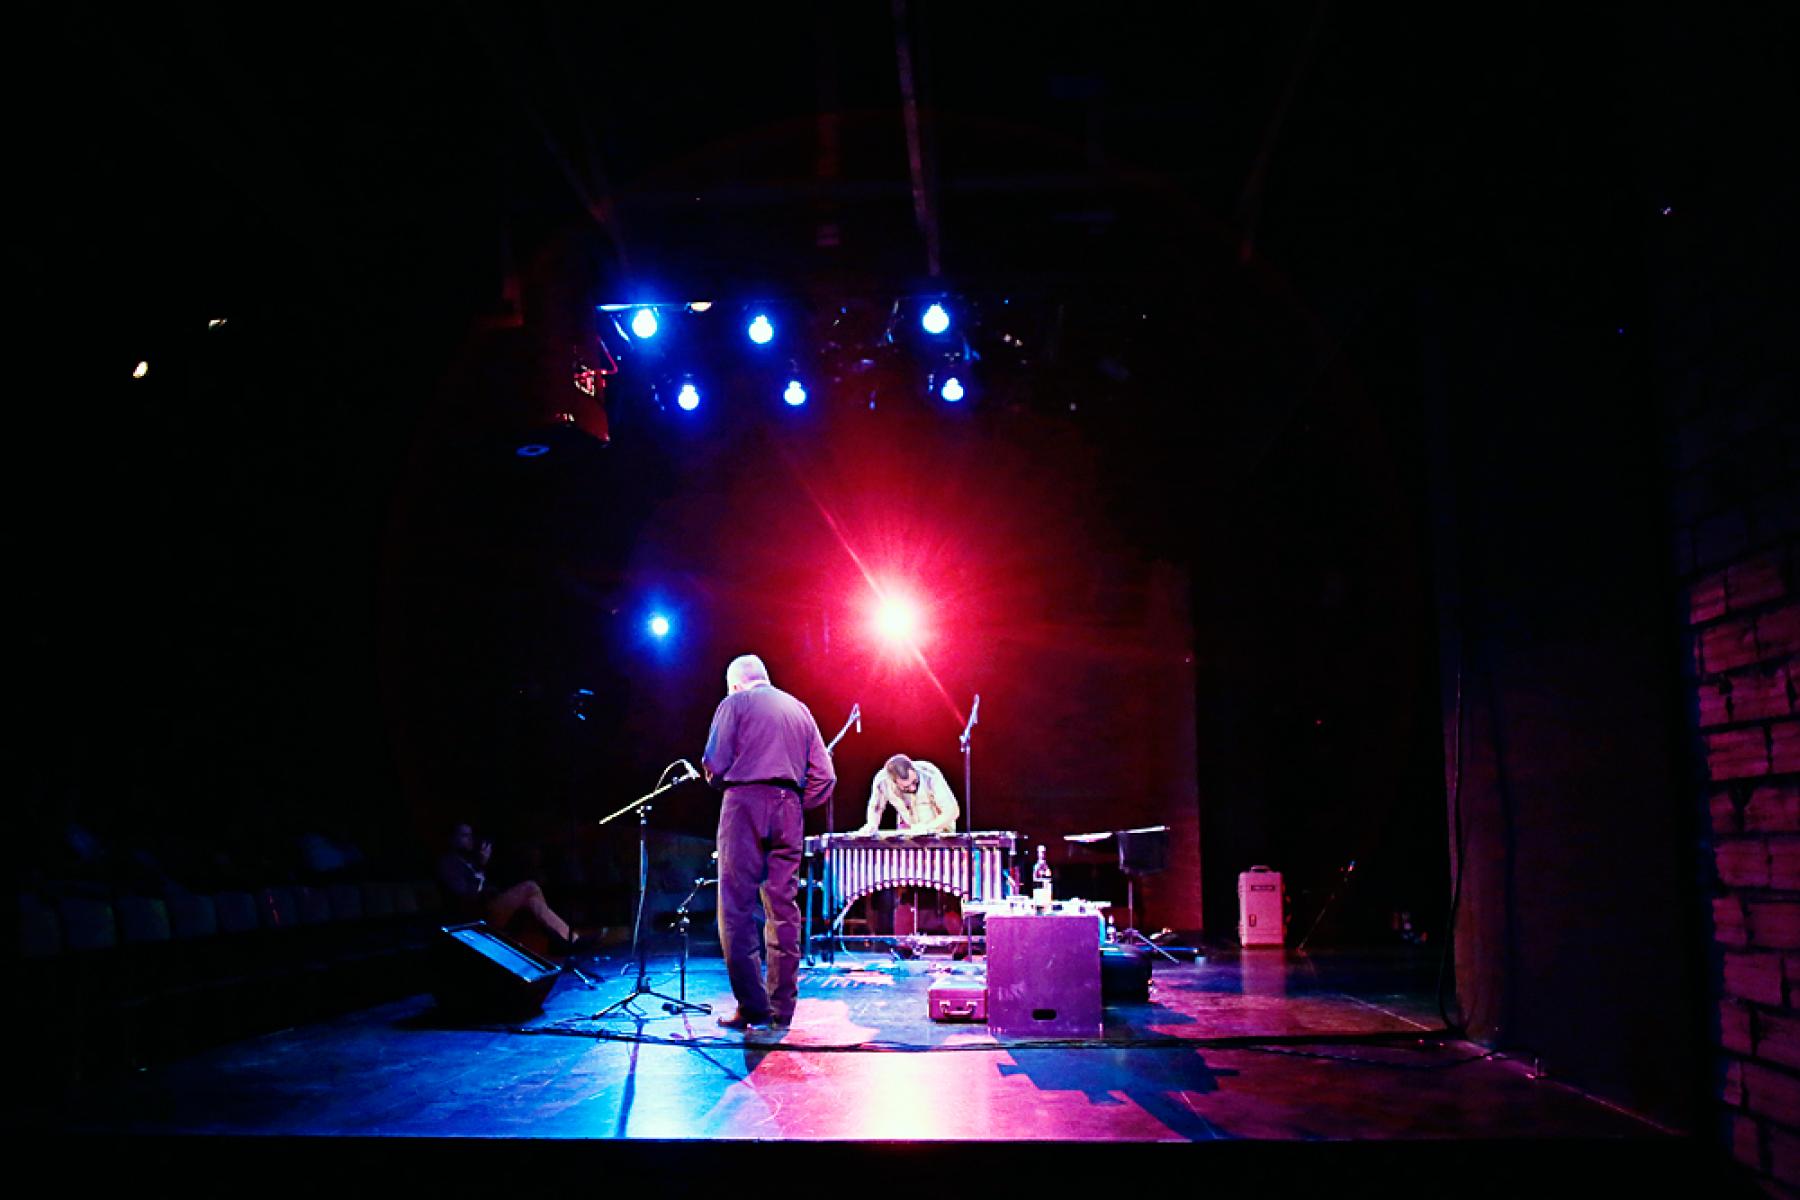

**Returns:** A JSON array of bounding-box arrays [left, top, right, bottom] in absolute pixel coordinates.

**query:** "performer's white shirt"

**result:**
[[855, 760, 960, 835]]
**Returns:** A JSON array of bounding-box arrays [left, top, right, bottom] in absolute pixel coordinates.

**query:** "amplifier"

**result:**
[[1101, 944, 1152, 1003]]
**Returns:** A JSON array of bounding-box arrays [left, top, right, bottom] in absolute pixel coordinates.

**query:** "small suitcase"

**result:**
[[928, 979, 988, 1022]]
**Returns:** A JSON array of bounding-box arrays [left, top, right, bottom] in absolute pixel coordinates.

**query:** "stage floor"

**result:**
[[33, 944, 1748, 1192]]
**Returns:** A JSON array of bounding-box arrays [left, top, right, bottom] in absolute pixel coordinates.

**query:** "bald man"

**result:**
[[701, 654, 835, 1030]]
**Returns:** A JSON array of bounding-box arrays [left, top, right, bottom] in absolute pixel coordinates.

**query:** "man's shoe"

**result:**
[[717, 1009, 772, 1031]]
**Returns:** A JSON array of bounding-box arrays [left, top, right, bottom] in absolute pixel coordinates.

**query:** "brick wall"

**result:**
[[1641, 9, 1800, 1187], [1694, 543, 1800, 1189]]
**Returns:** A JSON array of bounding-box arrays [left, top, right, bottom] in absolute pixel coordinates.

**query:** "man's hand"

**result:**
[[477, 840, 493, 867]]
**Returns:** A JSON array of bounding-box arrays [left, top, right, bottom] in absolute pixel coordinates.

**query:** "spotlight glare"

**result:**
[[688, 301, 713, 312], [648, 614, 672, 638], [747, 314, 774, 344], [132, 360, 149, 378], [784, 379, 807, 407], [941, 376, 965, 402], [921, 303, 950, 335], [677, 382, 700, 411], [873, 595, 921, 644], [631, 308, 659, 339]]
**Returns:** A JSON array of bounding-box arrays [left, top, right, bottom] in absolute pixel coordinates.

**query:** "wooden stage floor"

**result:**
[[31, 944, 1747, 1193]]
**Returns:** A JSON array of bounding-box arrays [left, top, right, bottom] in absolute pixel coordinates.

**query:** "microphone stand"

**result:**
[[823, 703, 862, 840], [1296, 859, 1357, 954], [670, 877, 715, 1013], [958, 695, 979, 959], [592, 762, 711, 1019], [959, 695, 979, 835], [810, 703, 860, 965]]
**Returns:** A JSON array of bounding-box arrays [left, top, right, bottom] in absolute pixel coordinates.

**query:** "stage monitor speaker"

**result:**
[[1101, 944, 1153, 1003], [430, 922, 561, 1020]]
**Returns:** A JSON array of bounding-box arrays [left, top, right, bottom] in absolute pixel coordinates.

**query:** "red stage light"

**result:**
[[873, 595, 921, 644]]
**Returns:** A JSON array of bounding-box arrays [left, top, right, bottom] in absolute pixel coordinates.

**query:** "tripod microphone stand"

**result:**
[[592, 761, 711, 1020]]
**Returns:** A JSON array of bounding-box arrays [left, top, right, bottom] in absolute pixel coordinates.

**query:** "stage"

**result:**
[[32, 943, 1735, 1192]]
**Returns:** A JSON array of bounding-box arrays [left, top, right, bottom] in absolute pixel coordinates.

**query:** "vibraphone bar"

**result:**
[[802, 831, 1019, 961]]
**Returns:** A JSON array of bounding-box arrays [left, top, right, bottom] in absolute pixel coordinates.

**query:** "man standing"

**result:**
[[702, 654, 835, 1030]]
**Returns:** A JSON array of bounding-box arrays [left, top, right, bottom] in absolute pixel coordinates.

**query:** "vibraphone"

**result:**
[[803, 831, 1019, 959]]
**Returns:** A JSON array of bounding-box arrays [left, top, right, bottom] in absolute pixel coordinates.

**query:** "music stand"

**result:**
[[1066, 824, 1179, 963], [1115, 826, 1178, 962]]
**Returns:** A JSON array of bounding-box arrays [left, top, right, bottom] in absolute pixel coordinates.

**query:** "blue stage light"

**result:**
[[941, 376, 965, 402], [631, 308, 659, 339], [747, 314, 774, 345], [677, 381, 700, 411], [648, 614, 672, 638], [921, 303, 950, 335], [784, 379, 807, 407]]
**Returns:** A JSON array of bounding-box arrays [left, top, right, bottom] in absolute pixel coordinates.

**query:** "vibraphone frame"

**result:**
[[802, 831, 1019, 962]]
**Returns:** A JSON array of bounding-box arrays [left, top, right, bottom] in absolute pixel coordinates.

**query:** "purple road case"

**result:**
[[985, 913, 1103, 1037]]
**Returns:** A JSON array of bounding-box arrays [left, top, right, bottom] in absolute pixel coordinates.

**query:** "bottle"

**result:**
[[1032, 844, 1053, 907]]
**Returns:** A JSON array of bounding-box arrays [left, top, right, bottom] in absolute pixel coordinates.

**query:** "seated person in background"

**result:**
[[853, 755, 962, 938], [853, 754, 960, 836], [436, 822, 587, 954]]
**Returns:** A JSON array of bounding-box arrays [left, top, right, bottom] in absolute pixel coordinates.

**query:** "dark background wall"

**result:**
[[16, 5, 1799, 1172]]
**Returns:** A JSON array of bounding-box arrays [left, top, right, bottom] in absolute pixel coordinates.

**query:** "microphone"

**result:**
[[854, 703, 862, 734], [970, 694, 980, 725], [694, 877, 717, 887], [678, 759, 701, 783]]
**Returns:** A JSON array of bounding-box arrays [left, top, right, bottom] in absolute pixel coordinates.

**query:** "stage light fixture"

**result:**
[[631, 308, 659, 339], [132, 361, 149, 379], [688, 301, 713, 313], [941, 376, 965, 402], [648, 614, 672, 638], [784, 379, 807, 407], [921, 303, 950, 335], [747, 313, 774, 344], [677, 380, 700, 411]]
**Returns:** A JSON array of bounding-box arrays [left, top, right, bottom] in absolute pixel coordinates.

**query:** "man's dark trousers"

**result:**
[[716, 783, 803, 1021]]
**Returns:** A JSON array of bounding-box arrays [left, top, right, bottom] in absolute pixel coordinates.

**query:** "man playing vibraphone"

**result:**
[[853, 754, 961, 936], [854, 754, 959, 837]]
